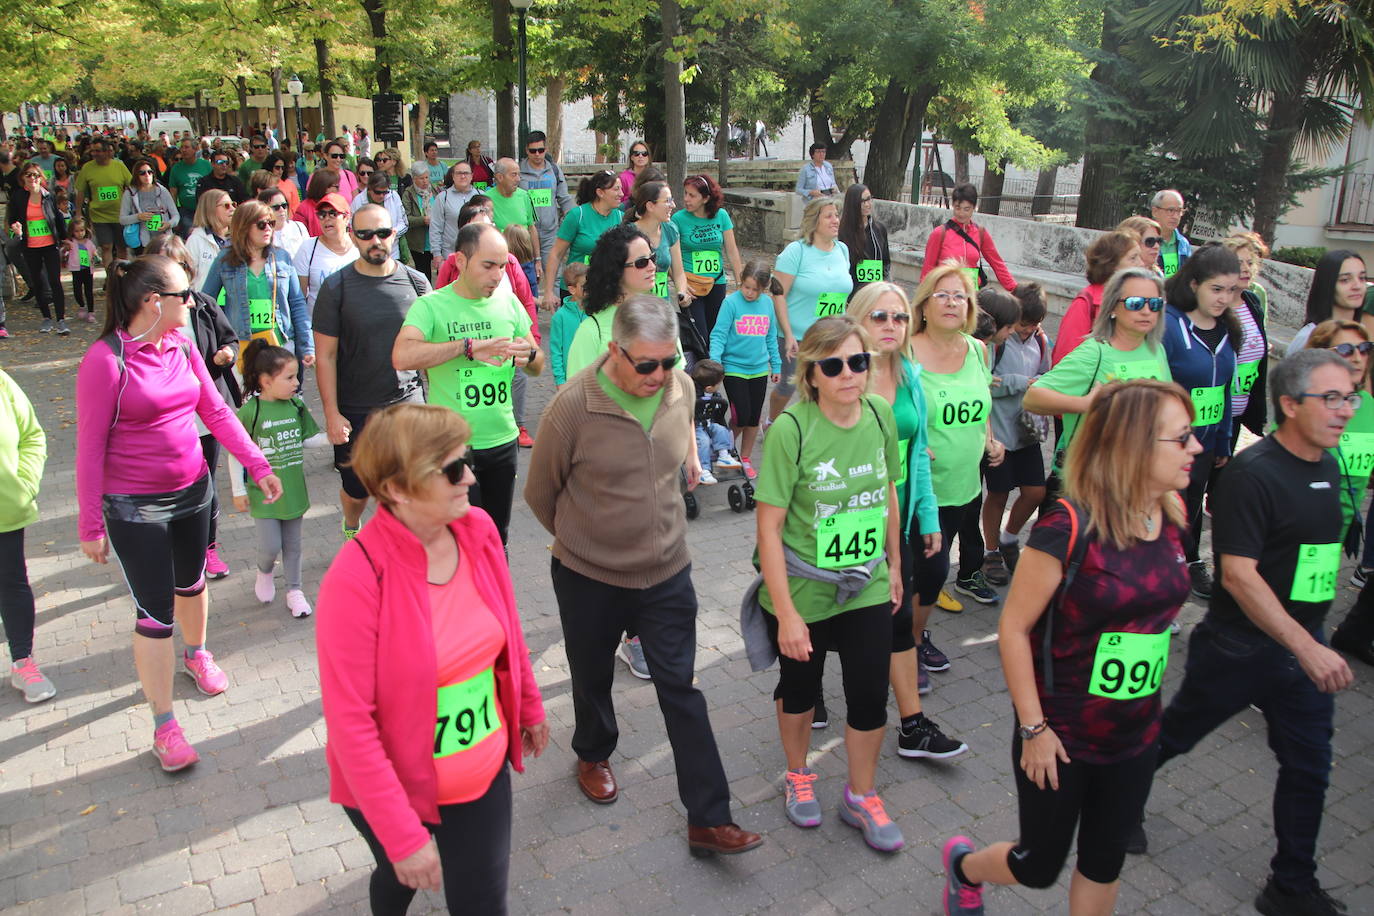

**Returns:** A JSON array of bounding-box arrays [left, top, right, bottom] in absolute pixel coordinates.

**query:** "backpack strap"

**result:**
[[1041, 497, 1089, 696]]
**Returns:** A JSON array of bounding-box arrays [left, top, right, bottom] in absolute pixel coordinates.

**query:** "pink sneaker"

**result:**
[[0, 327, 9, 339], [742, 457, 757, 479], [285, 589, 313, 618], [183, 649, 228, 696], [255, 570, 275, 604], [152, 719, 200, 772], [84, 312, 96, 324], [204, 543, 229, 579]]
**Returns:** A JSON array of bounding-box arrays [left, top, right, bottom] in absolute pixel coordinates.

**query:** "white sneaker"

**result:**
[[715, 450, 742, 469], [699, 469, 718, 485], [254, 570, 275, 604], [285, 589, 313, 618]]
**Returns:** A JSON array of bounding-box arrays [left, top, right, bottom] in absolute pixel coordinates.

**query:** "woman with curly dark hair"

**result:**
[[563, 223, 662, 377]]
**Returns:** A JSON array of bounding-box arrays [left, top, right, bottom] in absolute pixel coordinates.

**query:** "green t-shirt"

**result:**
[[556, 203, 622, 266], [596, 368, 663, 430], [1332, 395, 1374, 535], [566, 305, 685, 381], [672, 209, 734, 284], [237, 396, 319, 520], [246, 269, 274, 333], [402, 285, 533, 450], [490, 187, 536, 231], [1036, 337, 1172, 470], [891, 383, 919, 520], [169, 159, 212, 209], [238, 158, 268, 186], [76, 159, 133, 223], [921, 336, 993, 507], [754, 396, 899, 623]]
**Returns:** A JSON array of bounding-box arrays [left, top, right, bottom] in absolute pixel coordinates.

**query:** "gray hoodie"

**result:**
[[990, 329, 1051, 449], [518, 158, 574, 262]]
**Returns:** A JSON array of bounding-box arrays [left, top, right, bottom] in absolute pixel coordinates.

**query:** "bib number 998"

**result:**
[[462, 380, 509, 409]]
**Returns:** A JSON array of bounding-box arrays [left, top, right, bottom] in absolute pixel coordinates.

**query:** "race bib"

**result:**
[[1110, 360, 1163, 382], [42, 169, 53, 184], [528, 188, 552, 208], [931, 385, 990, 429], [1190, 385, 1225, 426], [960, 267, 980, 289], [815, 507, 885, 569], [1290, 542, 1340, 603], [1088, 631, 1170, 700], [1161, 247, 1180, 278], [26, 218, 50, 238], [815, 292, 847, 318], [856, 259, 884, 283], [473, 181, 489, 191], [692, 250, 722, 275], [1339, 431, 1374, 480], [654, 270, 669, 299], [145, 213, 163, 231], [433, 667, 501, 759], [78, 249, 90, 267], [895, 436, 910, 487], [460, 364, 511, 411], [248, 298, 275, 333], [96, 185, 119, 202], [1234, 359, 1261, 396]]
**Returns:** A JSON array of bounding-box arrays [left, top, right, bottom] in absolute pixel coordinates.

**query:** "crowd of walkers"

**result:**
[[1, 121, 1371, 916]]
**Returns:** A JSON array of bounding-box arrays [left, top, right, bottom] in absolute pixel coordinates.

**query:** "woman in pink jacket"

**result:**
[[316, 403, 548, 914], [920, 182, 1018, 292], [77, 255, 282, 773]]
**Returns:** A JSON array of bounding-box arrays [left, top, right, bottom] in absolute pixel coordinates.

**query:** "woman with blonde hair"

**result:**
[[1219, 233, 1271, 447], [753, 314, 906, 852], [1052, 230, 1145, 365], [374, 146, 409, 191], [1116, 215, 1165, 274], [942, 379, 1198, 916], [186, 188, 235, 290]]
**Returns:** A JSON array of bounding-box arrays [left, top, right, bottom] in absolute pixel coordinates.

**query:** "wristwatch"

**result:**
[[1017, 718, 1049, 741]]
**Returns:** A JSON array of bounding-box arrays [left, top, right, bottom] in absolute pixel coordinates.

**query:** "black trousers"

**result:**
[[551, 559, 732, 827], [72, 267, 95, 312], [24, 245, 65, 321], [344, 766, 512, 916], [0, 528, 37, 660], [468, 438, 518, 545], [200, 435, 221, 547]]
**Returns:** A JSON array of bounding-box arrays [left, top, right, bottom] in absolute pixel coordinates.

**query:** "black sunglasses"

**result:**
[[253, 219, 273, 230], [354, 227, 394, 240], [816, 352, 871, 377], [1119, 296, 1165, 312], [358, 169, 375, 176], [527, 146, 546, 154], [1331, 341, 1374, 358], [157, 288, 192, 301], [439, 455, 474, 485], [630, 149, 649, 157], [317, 209, 341, 218], [623, 255, 654, 269], [135, 169, 154, 176], [268, 202, 289, 211], [329, 152, 347, 159], [251, 144, 267, 150], [868, 310, 910, 324], [618, 344, 679, 374], [1143, 236, 1163, 247]]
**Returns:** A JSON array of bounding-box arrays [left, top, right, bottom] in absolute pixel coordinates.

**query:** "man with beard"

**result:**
[[312, 203, 432, 540]]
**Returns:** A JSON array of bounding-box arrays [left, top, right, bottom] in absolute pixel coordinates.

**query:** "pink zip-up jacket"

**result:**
[[76, 327, 272, 542], [316, 505, 545, 863], [920, 219, 1018, 291], [1051, 283, 1105, 366]]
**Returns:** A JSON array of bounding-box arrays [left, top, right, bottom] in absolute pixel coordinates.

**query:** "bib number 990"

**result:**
[[1087, 631, 1169, 700]]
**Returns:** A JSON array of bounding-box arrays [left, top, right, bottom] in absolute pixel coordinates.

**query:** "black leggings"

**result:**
[[104, 479, 212, 638], [72, 267, 95, 313], [23, 245, 65, 321], [1182, 450, 1212, 564], [690, 283, 727, 339], [468, 438, 518, 545], [344, 766, 512, 916], [766, 601, 892, 731], [1007, 734, 1158, 887], [724, 374, 767, 429], [913, 498, 982, 605], [0, 528, 37, 660]]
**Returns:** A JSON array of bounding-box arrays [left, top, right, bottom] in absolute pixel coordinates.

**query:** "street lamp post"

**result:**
[[287, 75, 304, 141], [511, 0, 533, 150]]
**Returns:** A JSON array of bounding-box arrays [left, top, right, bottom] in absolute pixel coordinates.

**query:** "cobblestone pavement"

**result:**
[[1, 277, 1371, 916]]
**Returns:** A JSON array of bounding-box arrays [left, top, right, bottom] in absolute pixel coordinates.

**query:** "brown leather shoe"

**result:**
[[687, 822, 764, 857], [576, 759, 618, 804]]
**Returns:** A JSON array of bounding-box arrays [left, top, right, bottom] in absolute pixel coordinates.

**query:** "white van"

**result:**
[[148, 112, 194, 140]]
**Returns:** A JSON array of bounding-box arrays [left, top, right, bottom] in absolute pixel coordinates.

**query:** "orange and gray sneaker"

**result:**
[[784, 767, 822, 827], [839, 785, 904, 852]]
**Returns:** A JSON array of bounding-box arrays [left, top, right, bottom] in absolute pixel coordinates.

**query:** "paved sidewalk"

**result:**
[[0, 288, 1371, 916]]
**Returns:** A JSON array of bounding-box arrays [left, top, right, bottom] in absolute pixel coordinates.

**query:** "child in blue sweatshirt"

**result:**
[[550, 261, 589, 386], [709, 259, 781, 478]]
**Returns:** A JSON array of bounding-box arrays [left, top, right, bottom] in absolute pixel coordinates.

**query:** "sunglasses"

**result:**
[[1157, 427, 1196, 447], [439, 454, 474, 485], [317, 209, 341, 218], [271, 163, 285, 169], [329, 152, 347, 159], [135, 169, 153, 176], [1119, 296, 1165, 312], [630, 149, 649, 157], [1331, 341, 1374, 358], [867, 310, 910, 324], [253, 219, 273, 230], [251, 144, 266, 150], [527, 147, 546, 154], [375, 156, 390, 162], [269, 202, 289, 211], [220, 202, 236, 210], [860, 195, 873, 203], [618, 344, 680, 374], [354, 227, 394, 240], [624, 255, 654, 269], [212, 159, 229, 166], [816, 352, 871, 377], [358, 169, 374, 176], [1143, 236, 1163, 247], [157, 288, 192, 301]]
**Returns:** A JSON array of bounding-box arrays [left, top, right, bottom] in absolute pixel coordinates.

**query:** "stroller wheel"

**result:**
[[684, 491, 699, 520], [727, 485, 744, 513]]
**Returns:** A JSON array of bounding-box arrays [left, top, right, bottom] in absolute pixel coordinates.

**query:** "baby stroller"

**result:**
[[678, 308, 708, 373], [682, 386, 755, 520]]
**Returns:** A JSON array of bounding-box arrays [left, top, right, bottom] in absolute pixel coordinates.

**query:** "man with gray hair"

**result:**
[[489, 157, 539, 256], [1149, 189, 1192, 278], [1135, 348, 1354, 916], [524, 295, 762, 857]]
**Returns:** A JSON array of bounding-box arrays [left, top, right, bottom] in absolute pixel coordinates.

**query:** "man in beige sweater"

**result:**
[[525, 295, 762, 858]]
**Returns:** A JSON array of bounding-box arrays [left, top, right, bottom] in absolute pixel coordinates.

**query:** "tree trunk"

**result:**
[[661, 0, 686, 192], [193, 90, 205, 137], [808, 88, 832, 151], [1076, 10, 1124, 229], [362, 0, 392, 94], [863, 79, 932, 201], [954, 148, 969, 185], [492, 0, 516, 159], [908, 124, 925, 204], [717, 66, 730, 187], [979, 157, 1009, 215], [1031, 166, 1058, 216], [315, 39, 336, 140], [271, 66, 287, 141], [1252, 90, 1305, 246], [546, 76, 565, 160], [604, 88, 620, 162], [236, 76, 250, 137], [411, 96, 429, 160]]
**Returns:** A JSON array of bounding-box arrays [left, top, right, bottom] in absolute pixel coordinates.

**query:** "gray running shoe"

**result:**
[[55, 320, 70, 336], [783, 767, 822, 827], [942, 836, 985, 914], [839, 786, 904, 852], [39, 319, 53, 333], [10, 657, 57, 703], [618, 637, 651, 679]]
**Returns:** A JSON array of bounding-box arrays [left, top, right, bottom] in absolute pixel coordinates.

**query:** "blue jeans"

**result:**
[[1157, 621, 1334, 894], [695, 422, 732, 469]]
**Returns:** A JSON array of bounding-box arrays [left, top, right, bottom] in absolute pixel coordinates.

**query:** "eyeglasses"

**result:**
[[618, 344, 679, 374], [317, 209, 341, 219], [212, 159, 229, 166], [1157, 427, 1196, 447], [1331, 342, 1374, 358], [220, 202, 236, 210], [1143, 236, 1163, 247], [1296, 391, 1363, 411], [930, 291, 969, 305], [454, 170, 472, 176], [375, 156, 390, 163], [1157, 207, 1186, 215], [860, 195, 873, 203], [358, 169, 374, 176], [251, 144, 267, 150], [527, 147, 546, 154], [623, 255, 654, 269], [157, 288, 192, 301], [271, 163, 284, 170], [354, 227, 394, 240], [816, 353, 871, 376], [630, 149, 649, 158], [268, 202, 289, 211], [438, 455, 474, 485], [1119, 296, 1165, 312], [253, 219, 273, 230], [867, 310, 910, 324], [135, 169, 153, 176]]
